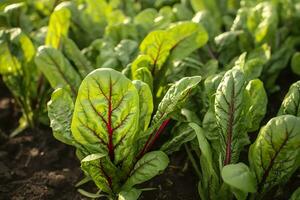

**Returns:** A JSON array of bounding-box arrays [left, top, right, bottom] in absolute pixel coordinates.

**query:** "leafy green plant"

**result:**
[[0, 28, 49, 136], [47, 68, 201, 199], [131, 21, 208, 105], [187, 67, 300, 200]]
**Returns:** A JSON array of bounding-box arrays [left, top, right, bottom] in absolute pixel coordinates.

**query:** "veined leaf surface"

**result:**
[[35, 46, 81, 96], [249, 115, 300, 194], [71, 68, 139, 165], [278, 81, 300, 117], [215, 69, 249, 165]]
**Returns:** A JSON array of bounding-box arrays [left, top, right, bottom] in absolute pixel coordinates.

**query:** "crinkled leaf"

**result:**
[[246, 2, 278, 45], [249, 115, 300, 194], [278, 81, 300, 117], [138, 76, 201, 146], [35, 46, 81, 96], [81, 153, 112, 193], [152, 76, 202, 124], [48, 88, 75, 146], [71, 68, 139, 166], [160, 123, 195, 155], [123, 151, 169, 190], [215, 68, 249, 165]]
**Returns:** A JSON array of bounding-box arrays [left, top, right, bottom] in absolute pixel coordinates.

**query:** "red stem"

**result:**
[[107, 79, 114, 161], [137, 119, 170, 159]]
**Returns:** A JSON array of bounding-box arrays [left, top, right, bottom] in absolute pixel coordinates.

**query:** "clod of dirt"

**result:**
[[47, 171, 67, 187]]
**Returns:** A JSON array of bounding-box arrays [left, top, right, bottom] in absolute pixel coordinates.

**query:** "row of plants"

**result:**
[[0, 0, 300, 199]]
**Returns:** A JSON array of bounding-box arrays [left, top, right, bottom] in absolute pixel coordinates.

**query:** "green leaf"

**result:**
[[71, 68, 139, 165], [278, 81, 300, 117], [244, 79, 268, 132], [35, 46, 81, 96], [77, 188, 106, 198], [152, 76, 202, 124], [290, 187, 300, 200], [132, 80, 153, 131], [190, 0, 221, 27], [167, 22, 208, 61], [246, 2, 278, 45], [134, 8, 158, 31], [139, 30, 173, 73], [160, 122, 195, 155], [262, 37, 298, 90], [249, 115, 300, 194], [115, 40, 138, 67], [81, 153, 107, 162], [123, 151, 169, 190], [45, 5, 71, 49], [291, 52, 300, 75], [0, 29, 37, 130], [240, 45, 271, 80], [214, 68, 249, 165], [62, 37, 93, 78], [47, 88, 74, 146], [80, 154, 112, 193], [118, 188, 142, 200], [192, 11, 219, 39], [136, 22, 208, 77], [190, 122, 219, 200], [173, 3, 193, 21], [0, 41, 21, 74], [10, 28, 36, 63], [133, 67, 153, 91], [221, 163, 256, 193], [215, 30, 248, 65], [4, 3, 32, 32]]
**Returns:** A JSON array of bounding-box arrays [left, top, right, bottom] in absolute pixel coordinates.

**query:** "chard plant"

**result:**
[[47, 68, 201, 199], [130, 21, 208, 106], [0, 28, 49, 136], [187, 65, 300, 200]]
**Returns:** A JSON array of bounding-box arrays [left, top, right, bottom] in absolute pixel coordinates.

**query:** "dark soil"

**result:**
[[0, 128, 198, 200]]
